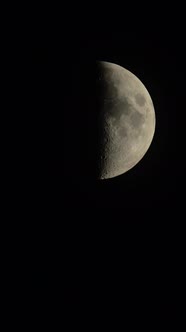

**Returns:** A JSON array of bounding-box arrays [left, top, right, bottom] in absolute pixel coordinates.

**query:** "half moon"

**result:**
[[96, 61, 156, 179]]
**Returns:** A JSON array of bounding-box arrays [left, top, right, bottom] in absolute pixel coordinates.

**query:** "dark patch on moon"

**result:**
[[102, 80, 118, 100], [130, 110, 145, 128], [96, 70, 119, 102], [118, 126, 127, 138], [135, 93, 146, 106], [106, 98, 132, 125]]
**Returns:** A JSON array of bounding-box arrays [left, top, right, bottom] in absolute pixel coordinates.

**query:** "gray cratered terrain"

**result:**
[[96, 61, 156, 179]]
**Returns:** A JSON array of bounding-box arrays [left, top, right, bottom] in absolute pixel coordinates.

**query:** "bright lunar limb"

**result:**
[[96, 61, 156, 179]]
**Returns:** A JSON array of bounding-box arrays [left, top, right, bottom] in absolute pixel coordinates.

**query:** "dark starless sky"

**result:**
[[31, 16, 184, 324]]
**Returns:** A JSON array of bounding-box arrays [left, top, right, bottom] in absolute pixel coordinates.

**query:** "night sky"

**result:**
[[31, 14, 184, 326]]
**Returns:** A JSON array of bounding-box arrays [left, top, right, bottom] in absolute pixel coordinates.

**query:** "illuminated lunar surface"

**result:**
[[96, 61, 156, 179]]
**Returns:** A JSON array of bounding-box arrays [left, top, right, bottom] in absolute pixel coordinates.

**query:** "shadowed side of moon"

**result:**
[[96, 61, 156, 179], [64, 60, 101, 185]]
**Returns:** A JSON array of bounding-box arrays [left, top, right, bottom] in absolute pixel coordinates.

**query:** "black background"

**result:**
[[30, 11, 185, 326]]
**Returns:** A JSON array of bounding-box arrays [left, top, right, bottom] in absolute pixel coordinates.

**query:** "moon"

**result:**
[[96, 61, 156, 179]]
